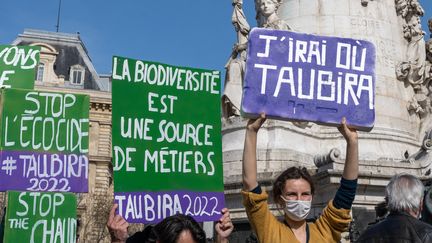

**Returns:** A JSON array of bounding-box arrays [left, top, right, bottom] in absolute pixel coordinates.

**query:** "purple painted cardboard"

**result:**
[[114, 191, 225, 223], [243, 28, 376, 131], [0, 151, 88, 192]]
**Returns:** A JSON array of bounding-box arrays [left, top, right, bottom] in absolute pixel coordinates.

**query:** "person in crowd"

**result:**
[[357, 173, 432, 243], [107, 205, 233, 243], [242, 114, 358, 243]]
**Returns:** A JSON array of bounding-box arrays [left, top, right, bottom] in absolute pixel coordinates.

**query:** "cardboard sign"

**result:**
[[3, 191, 76, 243], [112, 57, 224, 223], [0, 45, 40, 89], [0, 88, 89, 192], [243, 28, 376, 130]]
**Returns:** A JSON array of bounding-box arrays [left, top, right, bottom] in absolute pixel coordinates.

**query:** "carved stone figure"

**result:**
[[395, 0, 424, 42], [223, 0, 311, 127], [314, 148, 341, 168], [361, 0, 373, 7], [407, 87, 430, 117], [223, 0, 293, 118], [254, 0, 315, 127], [395, 0, 409, 18], [222, 0, 250, 118], [403, 127, 432, 173], [395, 0, 428, 117], [429, 19, 432, 38], [396, 34, 426, 87], [427, 38, 432, 63], [425, 39, 432, 89], [254, 0, 292, 30]]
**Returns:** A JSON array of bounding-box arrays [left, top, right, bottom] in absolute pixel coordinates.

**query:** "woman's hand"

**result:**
[[338, 117, 358, 145], [338, 117, 359, 180], [243, 114, 266, 191], [246, 113, 266, 133], [107, 204, 129, 243], [215, 208, 234, 243]]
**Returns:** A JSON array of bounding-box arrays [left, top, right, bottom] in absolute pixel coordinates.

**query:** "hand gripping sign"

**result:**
[[242, 28, 376, 131]]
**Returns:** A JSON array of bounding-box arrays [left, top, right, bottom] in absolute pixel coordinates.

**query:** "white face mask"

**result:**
[[281, 197, 311, 221]]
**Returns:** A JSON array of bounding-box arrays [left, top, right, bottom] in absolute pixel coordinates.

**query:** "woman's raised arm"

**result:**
[[242, 114, 266, 191], [338, 117, 359, 180]]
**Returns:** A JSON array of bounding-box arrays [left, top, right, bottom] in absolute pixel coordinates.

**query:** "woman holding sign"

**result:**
[[242, 114, 358, 243]]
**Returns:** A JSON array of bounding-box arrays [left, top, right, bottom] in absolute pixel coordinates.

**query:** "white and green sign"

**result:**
[[3, 191, 77, 243], [0, 45, 40, 89]]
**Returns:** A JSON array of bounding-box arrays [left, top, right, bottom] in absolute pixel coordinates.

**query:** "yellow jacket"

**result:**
[[242, 189, 352, 243]]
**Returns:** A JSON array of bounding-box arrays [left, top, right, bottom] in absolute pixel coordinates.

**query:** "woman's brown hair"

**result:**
[[272, 167, 314, 205]]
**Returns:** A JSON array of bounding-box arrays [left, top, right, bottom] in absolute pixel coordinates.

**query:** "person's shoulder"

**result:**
[[358, 218, 391, 239], [242, 187, 268, 207], [356, 222, 384, 242], [412, 218, 432, 232], [411, 220, 432, 242]]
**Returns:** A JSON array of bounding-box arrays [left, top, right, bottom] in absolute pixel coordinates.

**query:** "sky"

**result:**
[[0, 0, 431, 75]]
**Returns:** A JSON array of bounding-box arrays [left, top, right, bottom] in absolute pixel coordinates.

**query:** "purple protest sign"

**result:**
[[115, 191, 225, 224], [243, 28, 376, 131], [0, 89, 90, 192], [0, 151, 88, 192]]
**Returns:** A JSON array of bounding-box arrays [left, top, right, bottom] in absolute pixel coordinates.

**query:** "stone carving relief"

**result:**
[[429, 19, 432, 38], [401, 34, 432, 118], [222, 0, 292, 119], [254, 0, 292, 30], [403, 128, 432, 175], [222, 0, 250, 118], [314, 148, 342, 168], [394, 1, 432, 169], [394, 0, 431, 117], [361, 0, 373, 7]]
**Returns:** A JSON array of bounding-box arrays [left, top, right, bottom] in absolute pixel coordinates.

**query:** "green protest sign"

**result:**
[[3, 191, 77, 243], [0, 88, 90, 192], [0, 45, 40, 89], [112, 56, 224, 223]]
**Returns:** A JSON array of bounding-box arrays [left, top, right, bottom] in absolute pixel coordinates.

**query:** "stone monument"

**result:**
[[223, 0, 250, 118], [222, 0, 432, 241]]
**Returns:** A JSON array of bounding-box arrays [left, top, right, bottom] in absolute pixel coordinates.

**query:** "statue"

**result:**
[[222, 0, 250, 118], [360, 0, 373, 7], [254, 0, 292, 30], [222, 0, 292, 118], [429, 18, 432, 38], [427, 39, 432, 63], [395, 0, 429, 117], [425, 39, 432, 88], [395, 33, 426, 87]]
